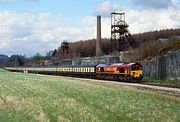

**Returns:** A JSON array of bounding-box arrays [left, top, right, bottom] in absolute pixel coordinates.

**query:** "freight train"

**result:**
[[4, 62, 143, 82]]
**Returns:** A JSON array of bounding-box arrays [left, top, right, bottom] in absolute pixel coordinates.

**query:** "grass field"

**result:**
[[0, 69, 180, 122]]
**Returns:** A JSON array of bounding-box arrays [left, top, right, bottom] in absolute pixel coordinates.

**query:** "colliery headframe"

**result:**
[[111, 12, 138, 52], [95, 12, 139, 57]]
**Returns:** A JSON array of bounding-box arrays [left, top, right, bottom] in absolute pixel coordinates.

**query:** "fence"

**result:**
[[142, 50, 180, 81]]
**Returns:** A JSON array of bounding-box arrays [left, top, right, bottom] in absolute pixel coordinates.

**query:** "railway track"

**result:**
[[64, 76, 180, 98], [141, 81, 180, 89]]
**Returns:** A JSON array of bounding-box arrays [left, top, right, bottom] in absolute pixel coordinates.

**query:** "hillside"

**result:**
[[56, 29, 180, 61]]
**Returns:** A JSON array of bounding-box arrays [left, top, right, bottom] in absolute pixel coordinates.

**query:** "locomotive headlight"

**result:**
[[132, 72, 135, 76]]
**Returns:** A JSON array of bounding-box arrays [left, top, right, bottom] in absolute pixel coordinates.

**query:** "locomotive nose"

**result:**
[[132, 71, 142, 78], [135, 72, 140, 78]]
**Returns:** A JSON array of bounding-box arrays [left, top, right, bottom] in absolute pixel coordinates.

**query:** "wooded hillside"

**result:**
[[56, 29, 180, 61]]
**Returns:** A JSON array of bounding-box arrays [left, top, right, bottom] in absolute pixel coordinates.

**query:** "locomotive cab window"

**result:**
[[131, 65, 142, 70], [100, 67, 104, 72], [119, 68, 125, 73]]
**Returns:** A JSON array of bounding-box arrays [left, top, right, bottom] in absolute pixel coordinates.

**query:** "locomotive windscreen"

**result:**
[[131, 64, 142, 70]]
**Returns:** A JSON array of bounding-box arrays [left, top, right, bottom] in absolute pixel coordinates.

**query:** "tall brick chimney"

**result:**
[[96, 15, 102, 57]]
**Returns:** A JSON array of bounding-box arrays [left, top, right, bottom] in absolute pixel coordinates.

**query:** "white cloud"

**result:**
[[126, 7, 180, 34], [93, 1, 180, 35], [101, 17, 111, 38], [81, 15, 111, 38], [81, 16, 96, 26], [0, 42, 8, 49], [0, 11, 95, 57], [95, 1, 122, 17]]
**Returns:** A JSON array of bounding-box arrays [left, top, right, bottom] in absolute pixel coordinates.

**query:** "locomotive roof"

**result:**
[[109, 62, 141, 67], [96, 63, 140, 67], [96, 64, 109, 67], [109, 63, 124, 66]]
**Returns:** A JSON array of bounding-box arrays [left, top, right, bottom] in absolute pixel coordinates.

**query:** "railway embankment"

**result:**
[[142, 50, 180, 81]]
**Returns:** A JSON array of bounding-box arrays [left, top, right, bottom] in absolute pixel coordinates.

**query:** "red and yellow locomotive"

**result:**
[[96, 62, 143, 81]]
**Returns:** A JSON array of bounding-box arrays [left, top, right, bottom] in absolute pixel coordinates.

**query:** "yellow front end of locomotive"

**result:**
[[131, 70, 143, 79]]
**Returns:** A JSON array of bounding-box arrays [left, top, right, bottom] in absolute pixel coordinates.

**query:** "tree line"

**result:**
[[0, 49, 57, 67]]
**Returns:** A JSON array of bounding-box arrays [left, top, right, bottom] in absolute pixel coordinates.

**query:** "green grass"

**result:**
[[143, 77, 180, 88], [0, 69, 180, 122]]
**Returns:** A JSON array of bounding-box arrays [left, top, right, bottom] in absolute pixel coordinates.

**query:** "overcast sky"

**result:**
[[0, 0, 180, 57]]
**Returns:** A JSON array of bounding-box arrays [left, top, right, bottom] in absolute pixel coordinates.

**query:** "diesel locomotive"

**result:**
[[4, 62, 143, 82]]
